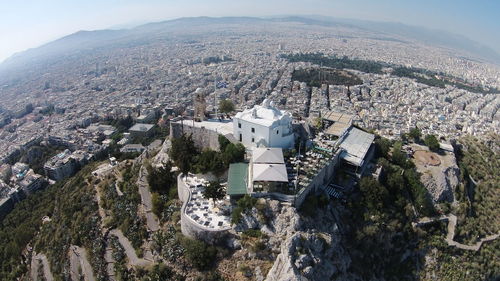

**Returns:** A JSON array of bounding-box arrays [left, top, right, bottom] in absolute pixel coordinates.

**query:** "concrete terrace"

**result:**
[[182, 175, 232, 230]]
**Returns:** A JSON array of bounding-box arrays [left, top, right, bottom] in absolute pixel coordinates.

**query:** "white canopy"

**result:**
[[252, 147, 284, 164], [252, 163, 288, 182]]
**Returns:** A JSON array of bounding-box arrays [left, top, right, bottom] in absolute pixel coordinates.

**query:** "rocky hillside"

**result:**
[[231, 199, 352, 281]]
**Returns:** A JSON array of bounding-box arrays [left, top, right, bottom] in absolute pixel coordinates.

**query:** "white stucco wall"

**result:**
[[233, 117, 294, 149]]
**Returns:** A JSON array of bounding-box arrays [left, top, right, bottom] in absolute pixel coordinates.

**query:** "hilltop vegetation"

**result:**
[[0, 133, 497, 281], [282, 53, 384, 74], [345, 134, 500, 281], [0, 163, 103, 281], [283, 53, 500, 94], [344, 136, 435, 280], [417, 138, 500, 281], [454, 136, 500, 244], [291, 68, 362, 87]]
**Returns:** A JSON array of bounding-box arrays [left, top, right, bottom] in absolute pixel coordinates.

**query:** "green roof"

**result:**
[[227, 163, 248, 195]]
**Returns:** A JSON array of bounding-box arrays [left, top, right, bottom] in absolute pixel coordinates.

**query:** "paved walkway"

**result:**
[[413, 214, 500, 251], [104, 238, 116, 281], [110, 229, 153, 268], [31, 253, 54, 281], [137, 164, 160, 232], [69, 245, 96, 281]]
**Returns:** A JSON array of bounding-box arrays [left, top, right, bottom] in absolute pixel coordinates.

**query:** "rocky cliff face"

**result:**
[[420, 166, 459, 203], [235, 199, 352, 281], [418, 152, 460, 204]]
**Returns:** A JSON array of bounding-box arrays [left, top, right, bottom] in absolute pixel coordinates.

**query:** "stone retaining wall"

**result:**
[[170, 122, 221, 151], [294, 150, 342, 207]]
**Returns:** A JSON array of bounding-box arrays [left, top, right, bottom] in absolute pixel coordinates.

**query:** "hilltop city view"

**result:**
[[0, 1, 498, 281]]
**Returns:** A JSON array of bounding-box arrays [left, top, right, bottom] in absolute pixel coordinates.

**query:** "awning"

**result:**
[[252, 163, 288, 182], [227, 163, 248, 195], [252, 147, 284, 164]]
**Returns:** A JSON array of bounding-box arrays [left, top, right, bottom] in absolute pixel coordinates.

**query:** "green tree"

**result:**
[[222, 143, 245, 166], [180, 237, 217, 270], [151, 192, 167, 217], [424, 134, 440, 151], [218, 134, 230, 151], [195, 149, 224, 174], [170, 134, 197, 175], [203, 181, 225, 201], [409, 127, 421, 142], [374, 137, 391, 159], [147, 161, 175, 194], [359, 177, 389, 211], [391, 141, 407, 167], [218, 99, 235, 114]]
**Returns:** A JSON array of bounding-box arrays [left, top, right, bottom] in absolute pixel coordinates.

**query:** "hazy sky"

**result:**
[[1, 0, 499, 62]]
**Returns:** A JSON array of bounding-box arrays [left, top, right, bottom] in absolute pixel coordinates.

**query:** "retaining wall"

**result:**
[[293, 150, 342, 207], [170, 122, 221, 151]]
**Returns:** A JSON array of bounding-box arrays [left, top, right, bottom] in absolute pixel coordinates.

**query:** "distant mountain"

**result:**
[[301, 15, 500, 64], [1, 15, 499, 72], [1, 29, 129, 70]]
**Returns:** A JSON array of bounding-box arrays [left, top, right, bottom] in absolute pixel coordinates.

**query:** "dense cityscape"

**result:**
[[0, 15, 498, 281]]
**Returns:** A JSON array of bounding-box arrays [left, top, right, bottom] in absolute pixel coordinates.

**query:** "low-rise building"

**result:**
[[44, 150, 91, 181], [128, 123, 155, 138], [120, 144, 146, 153], [337, 127, 375, 177]]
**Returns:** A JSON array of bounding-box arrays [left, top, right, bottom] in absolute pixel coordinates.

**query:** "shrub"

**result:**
[[237, 194, 257, 209], [218, 134, 230, 151], [195, 271, 226, 281], [424, 134, 440, 151], [203, 181, 225, 201], [242, 229, 263, 238], [299, 193, 329, 217], [147, 161, 176, 194], [409, 127, 421, 141], [180, 237, 217, 270], [231, 206, 244, 225]]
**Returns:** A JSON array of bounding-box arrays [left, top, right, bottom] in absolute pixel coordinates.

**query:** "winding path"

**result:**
[[31, 253, 54, 281], [69, 245, 96, 281], [104, 241, 116, 281], [413, 214, 500, 251], [109, 229, 153, 268], [137, 164, 160, 232]]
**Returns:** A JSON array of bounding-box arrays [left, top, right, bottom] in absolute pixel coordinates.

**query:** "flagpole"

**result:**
[[214, 79, 218, 120]]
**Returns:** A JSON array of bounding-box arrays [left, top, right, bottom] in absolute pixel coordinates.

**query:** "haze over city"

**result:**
[[1, 0, 499, 63]]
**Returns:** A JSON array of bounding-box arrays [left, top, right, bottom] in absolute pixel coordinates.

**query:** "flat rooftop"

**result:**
[[322, 111, 353, 123], [173, 119, 233, 136], [323, 111, 353, 137], [325, 122, 350, 137], [129, 123, 154, 132], [339, 127, 375, 167]]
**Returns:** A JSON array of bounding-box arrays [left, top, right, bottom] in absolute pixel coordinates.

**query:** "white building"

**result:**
[[233, 99, 294, 149]]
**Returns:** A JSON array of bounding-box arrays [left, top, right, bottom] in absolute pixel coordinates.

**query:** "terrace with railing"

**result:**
[[181, 175, 232, 230]]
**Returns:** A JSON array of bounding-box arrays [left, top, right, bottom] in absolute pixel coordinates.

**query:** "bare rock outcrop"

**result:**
[[420, 166, 459, 203], [415, 150, 460, 204], [252, 201, 351, 281]]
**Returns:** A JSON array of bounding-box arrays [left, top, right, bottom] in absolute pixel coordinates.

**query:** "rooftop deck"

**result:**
[[183, 176, 231, 230]]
